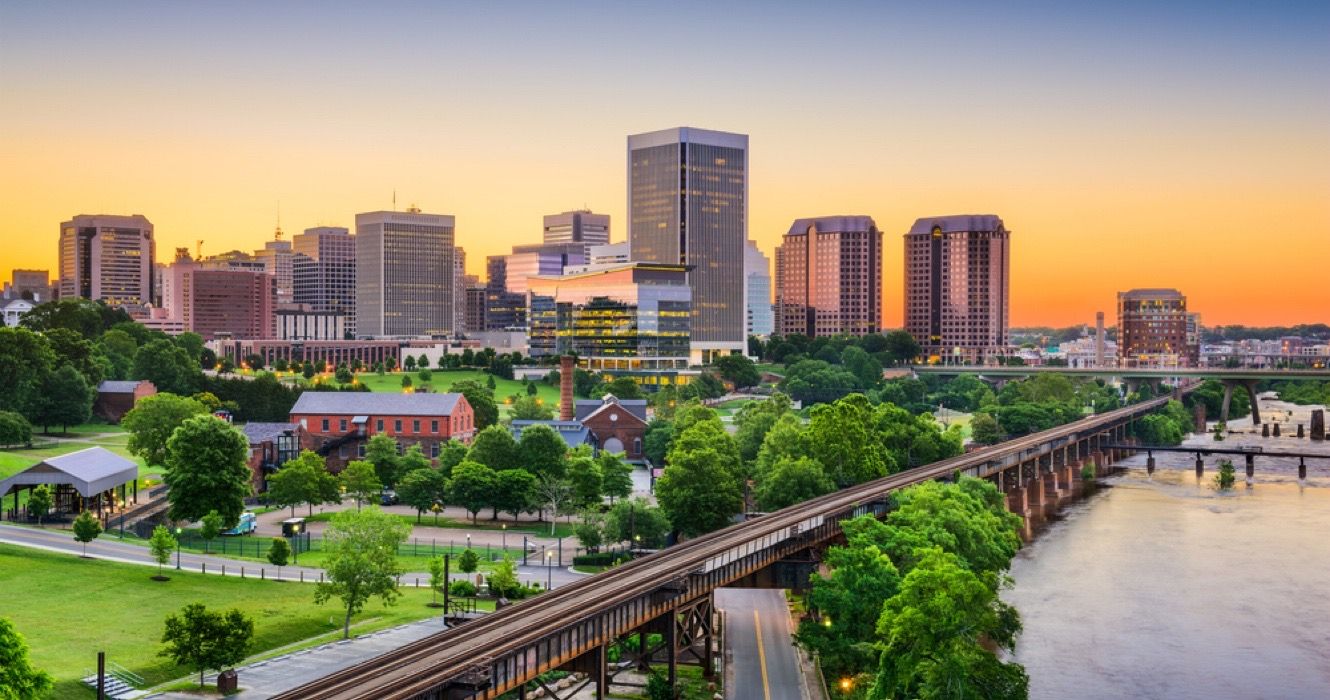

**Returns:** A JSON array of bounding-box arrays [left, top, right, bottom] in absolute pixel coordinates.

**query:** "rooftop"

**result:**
[[290, 392, 466, 417], [906, 215, 1005, 236], [786, 215, 878, 236], [241, 422, 298, 444], [0, 447, 138, 498], [510, 420, 594, 448], [96, 380, 147, 394]]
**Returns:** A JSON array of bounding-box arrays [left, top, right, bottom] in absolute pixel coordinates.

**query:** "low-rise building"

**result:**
[[289, 392, 477, 471], [241, 422, 306, 493], [93, 380, 157, 423]]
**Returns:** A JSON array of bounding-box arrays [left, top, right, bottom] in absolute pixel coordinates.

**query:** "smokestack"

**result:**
[[1095, 312, 1106, 367], [560, 355, 574, 421]]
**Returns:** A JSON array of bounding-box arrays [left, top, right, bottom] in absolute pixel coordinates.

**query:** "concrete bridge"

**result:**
[[271, 392, 1187, 700], [912, 365, 1330, 426], [1106, 444, 1329, 482]]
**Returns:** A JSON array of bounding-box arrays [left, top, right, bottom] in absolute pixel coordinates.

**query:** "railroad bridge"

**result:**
[[274, 394, 1185, 700]]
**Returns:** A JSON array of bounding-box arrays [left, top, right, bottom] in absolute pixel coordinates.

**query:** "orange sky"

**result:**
[[2, 3, 1327, 328]]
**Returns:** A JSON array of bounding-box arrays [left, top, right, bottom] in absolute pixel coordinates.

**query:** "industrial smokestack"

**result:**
[[560, 355, 574, 421], [1095, 312, 1106, 367]]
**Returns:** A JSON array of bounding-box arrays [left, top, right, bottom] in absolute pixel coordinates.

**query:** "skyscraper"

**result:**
[[774, 217, 882, 338], [744, 239, 773, 338], [355, 208, 456, 337], [255, 233, 294, 305], [904, 215, 1010, 363], [1117, 288, 1194, 367], [292, 226, 356, 334], [628, 127, 747, 363], [543, 210, 610, 257], [58, 214, 155, 308]]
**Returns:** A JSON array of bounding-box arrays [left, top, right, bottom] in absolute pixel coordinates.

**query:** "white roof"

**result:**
[[0, 447, 138, 498]]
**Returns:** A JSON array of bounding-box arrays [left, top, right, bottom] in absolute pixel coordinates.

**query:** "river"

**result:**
[[1006, 397, 1330, 699]]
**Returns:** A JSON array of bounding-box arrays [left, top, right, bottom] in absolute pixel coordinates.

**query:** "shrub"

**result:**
[[572, 551, 624, 567], [448, 580, 477, 597]]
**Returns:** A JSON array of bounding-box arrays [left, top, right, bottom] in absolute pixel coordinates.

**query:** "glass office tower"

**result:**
[[355, 209, 456, 337], [628, 127, 747, 364]]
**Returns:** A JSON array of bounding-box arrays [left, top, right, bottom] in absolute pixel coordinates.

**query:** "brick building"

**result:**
[[1117, 288, 1195, 367], [576, 396, 648, 462], [241, 422, 306, 493], [92, 380, 157, 423], [288, 392, 476, 471]]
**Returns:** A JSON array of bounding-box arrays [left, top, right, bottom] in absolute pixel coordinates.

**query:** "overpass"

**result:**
[[912, 365, 1330, 425], [272, 393, 1181, 700]]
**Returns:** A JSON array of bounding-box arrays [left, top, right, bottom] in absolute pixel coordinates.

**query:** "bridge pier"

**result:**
[[1221, 379, 1262, 425], [1147, 452, 1156, 475], [1299, 457, 1307, 480], [1245, 454, 1255, 485], [1195, 454, 1205, 476]]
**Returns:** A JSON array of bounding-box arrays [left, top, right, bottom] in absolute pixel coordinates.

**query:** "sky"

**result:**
[[2, 1, 1327, 327]]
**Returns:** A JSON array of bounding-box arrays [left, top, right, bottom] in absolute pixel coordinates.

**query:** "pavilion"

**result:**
[[0, 447, 139, 522]]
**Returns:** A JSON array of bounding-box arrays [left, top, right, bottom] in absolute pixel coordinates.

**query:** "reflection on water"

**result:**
[[1007, 420, 1330, 699]]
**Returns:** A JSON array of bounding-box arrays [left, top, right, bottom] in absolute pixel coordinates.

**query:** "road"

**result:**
[[715, 588, 807, 700]]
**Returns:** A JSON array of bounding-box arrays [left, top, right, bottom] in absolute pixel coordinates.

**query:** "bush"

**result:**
[[572, 551, 623, 567], [448, 580, 477, 597]]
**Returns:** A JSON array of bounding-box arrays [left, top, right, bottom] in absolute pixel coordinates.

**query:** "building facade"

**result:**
[[289, 392, 477, 470], [276, 308, 347, 341], [292, 226, 356, 336], [744, 240, 773, 338], [543, 210, 610, 258], [5, 270, 52, 302], [183, 269, 277, 340], [58, 214, 156, 308], [355, 209, 457, 337], [1117, 288, 1195, 367], [904, 215, 1010, 364], [255, 235, 294, 305], [628, 127, 747, 363], [774, 217, 883, 338], [210, 338, 400, 369]]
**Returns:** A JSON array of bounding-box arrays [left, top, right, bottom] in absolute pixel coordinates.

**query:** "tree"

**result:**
[[567, 451, 603, 508], [0, 411, 32, 447], [437, 439, 470, 476], [457, 548, 480, 574], [44, 327, 103, 385], [525, 381, 538, 396], [132, 338, 202, 396], [397, 467, 449, 522], [163, 415, 251, 526], [401, 375, 413, 390], [971, 412, 1002, 445], [597, 452, 633, 503], [30, 365, 92, 433], [302, 362, 316, 380], [882, 329, 921, 366], [876, 478, 1023, 578], [1137, 413, 1184, 446], [807, 395, 893, 486], [449, 460, 497, 523], [734, 394, 792, 466], [487, 556, 521, 598], [266, 450, 337, 516], [656, 422, 745, 537], [360, 434, 401, 489], [469, 424, 522, 473], [267, 538, 291, 579], [199, 510, 223, 553], [72, 510, 101, 557], [713, 354, 761, 389], [335, 366, 353, 384], [575, 511, 604, 551], [780, 359, 859, 405], [643, 419, 674, 465], [315, 508, 411, 638], [535, 473, 574, 536], [27, 484, 52, 526], [404, 356, 417, 372], [755, 456, 834, 511], [841, 345, 884, 390], [397, 443, 431, 477], [0, 617, 53, 698], [0, 327, 55, 420], [604, 497, 670, 548], [340, 460, 382, 510], [149, 525, 176, 579], [449, 379, 499, 429], [160, 603, 254, 687], [384, 356, 396, 372], [510, 394, 554, 420], [869, 548, 1026, 700], [493, 469, 538, 519], [517, 423, 567, 479], [122, 393, 208, 467]]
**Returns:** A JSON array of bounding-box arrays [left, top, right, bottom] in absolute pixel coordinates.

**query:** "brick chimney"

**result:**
[[560, 355, 574, 421]]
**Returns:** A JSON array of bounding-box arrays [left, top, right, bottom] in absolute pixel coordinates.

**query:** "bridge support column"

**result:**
[[1147, 452, 1155, 476], [1062, 463, 1076, 491], [1007, 482, 1028, 516], [1299, 457, 1307, 480], [1221, 379, 1262, 425], [1195, 454, 1204, 477], [1043, 470, 1060, 498], [1028, 475, 1044, 510], [1245, 454, 1255, 485]]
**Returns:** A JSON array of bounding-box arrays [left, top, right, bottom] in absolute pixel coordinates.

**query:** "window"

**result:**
[[413, 420, 420, 434], [394, 419, 402, 433], [376, 419, 384, 432], [431, 420, 439, 434], [321, 418, 329, 432], [339, 419, 347, 432], [338, 445, 348, 458], [633, 438, 642, 456], [357, 443, 366, 458], [431, 442, 440, 458]]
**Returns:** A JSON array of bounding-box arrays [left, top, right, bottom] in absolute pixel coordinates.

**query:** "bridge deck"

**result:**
[[913, 366, 1330, 380]]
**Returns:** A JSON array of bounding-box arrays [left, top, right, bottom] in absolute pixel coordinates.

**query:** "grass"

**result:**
[[0, 543, 479, 698], [302, 510, 577, 538]]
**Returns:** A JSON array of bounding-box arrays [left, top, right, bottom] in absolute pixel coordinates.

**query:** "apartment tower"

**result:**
[[774, 216, 882, 338], [903, 215, 1010, 364]]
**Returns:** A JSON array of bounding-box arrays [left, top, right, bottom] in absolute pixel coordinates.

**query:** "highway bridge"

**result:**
[[273, 393, 1180, 700]]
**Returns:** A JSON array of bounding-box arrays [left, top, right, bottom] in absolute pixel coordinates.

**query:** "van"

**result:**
[[222, 512, 257, 536]]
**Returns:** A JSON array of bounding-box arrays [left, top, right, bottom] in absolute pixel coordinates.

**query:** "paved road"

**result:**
[[0, 522, 585, 588], [715, 588, 807, 700]]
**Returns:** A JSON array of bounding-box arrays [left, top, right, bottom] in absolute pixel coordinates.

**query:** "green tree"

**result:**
[[0, 327, 55, 419], [517, 423, 568, 479], [509, 394, 554, 420], [877, 478, 1023, 578], [266, 537, 291, 578], [970, 412, 1002, 445], [602, 376, 644, 399], [869, 548, 1026, 700], [437, 439, 469, 476], [132, 338, 202, 396], [1137, 413, 1184, 446], [755, 456, 834, 511], [449, 460, 498, 523], [335, 366, 353, 384], [1215, 459, 1237, 490], [656, 422, 744, 537], [643, 419, 674, 465], [360, 434, 401, 489], [302, 362, 316, 380], [457, 548, 480, 574], [469, 424, 522, 472], [340, 460, 382, 510], [315, 508, 411, 638], [0, 410, 33, 447], [535, 473, 574, 535], [603, 497, 670, 548], [30, 364, 93, 433], [163, 415, 251, 526], [526, 381, 538, 396], [575, 511, 605, 551], [493, 468, 538, 519], [487, 556, 520, 598], [44, 327, 103, 385], [404, 355, 417, 372], [396, 467, 449, 522], [807, 394, 893, 486], [0, 617, 53, 698], [401, 375, 413, 389], [733, 394, 793, 466], [122, 393, 208, 467], [841, 345, 884, 390], [149, 525, 177, 579], [26, 484, 52, 526], [265, 450, 336, 516], [190, 391, 222, 412], [780, 359, 860, 405], [199, 510, 223, 553], [713, 354, 761, 389], [882, 329, 921, 366], [754, 414, 810, 478], [72, 510, 101, 557], [566, 451, 603, 508], [426, 556, 446, 606], [448, 379, 499, 429], [159, 603, 254, 687], [97, 328, 139, 379], [597, 451, 633, 503]]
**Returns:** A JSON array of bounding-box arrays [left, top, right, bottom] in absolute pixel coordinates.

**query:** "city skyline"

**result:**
[[2, 2, 1327, 327]]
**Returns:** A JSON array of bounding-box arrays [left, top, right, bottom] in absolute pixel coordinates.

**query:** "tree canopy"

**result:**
[[315, 508, 411, 638], [122, 393, 208, 467], [163, 415, 251, 526]]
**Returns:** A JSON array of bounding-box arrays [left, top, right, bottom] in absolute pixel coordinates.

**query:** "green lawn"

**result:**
[[285, 369, 561, 417], [301, 511, 576, 538], [0, 543, 480, 698]]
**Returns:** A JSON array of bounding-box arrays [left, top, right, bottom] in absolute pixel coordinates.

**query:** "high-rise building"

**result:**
[[774, 217, 883, 338], [904, 215, 1010, 363], [255, 233, 294, 305], [484, 255, 526, 331], [543, 210, 610, 257], [464, 280, 486, 334], [355, 209, 457, 337], [454, 247, 468, 338], [58, 214, 155, 308], [292, 226, 356, 335], [1117, 288, 1193, 367], [4, 269, 52, 302], [744, 240, 773, 338], [628, 127, 747, 363], [180, 269, 276, 340]]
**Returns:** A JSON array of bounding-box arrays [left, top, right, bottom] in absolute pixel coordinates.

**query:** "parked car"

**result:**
[[221, 512, 257, 536], [380, 489, 399, 506]]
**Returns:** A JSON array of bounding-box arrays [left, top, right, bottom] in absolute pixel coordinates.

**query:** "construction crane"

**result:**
[[196, 240, 204, 259]]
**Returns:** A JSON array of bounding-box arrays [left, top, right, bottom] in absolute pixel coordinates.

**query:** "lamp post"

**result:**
[[174, 527, 182, 570], [545, 549, 553, 590], [501, 524, 507, 555], [466, 533, 471, 551]]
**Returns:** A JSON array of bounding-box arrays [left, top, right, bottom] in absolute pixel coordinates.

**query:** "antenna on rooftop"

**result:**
[[274, 202, 283, 241], [393, 189, 397, 211]]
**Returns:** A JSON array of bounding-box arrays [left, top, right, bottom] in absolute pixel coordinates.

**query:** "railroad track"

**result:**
[[275, 394, 1175, 699]]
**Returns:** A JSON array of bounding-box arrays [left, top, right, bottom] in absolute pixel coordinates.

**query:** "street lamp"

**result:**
[[501, 524, 507, 554], [545, 549, 553, 590], [840, 677, 853, 692], [174, 527, 182, 570]]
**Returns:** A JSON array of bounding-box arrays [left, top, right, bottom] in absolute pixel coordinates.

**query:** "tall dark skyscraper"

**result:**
[[293, 226, 356, 335], [904, 215, 1010, 363], [628, 127, 747, 363], [355, 209, 456, 337], [58, 214, 155, 308]]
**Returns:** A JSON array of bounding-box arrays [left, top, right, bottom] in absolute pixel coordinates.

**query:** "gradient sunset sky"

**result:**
[[2, 1, 1327, 327]]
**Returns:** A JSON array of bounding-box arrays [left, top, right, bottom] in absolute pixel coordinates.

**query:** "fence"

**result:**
[[168, 533, 562, 563]]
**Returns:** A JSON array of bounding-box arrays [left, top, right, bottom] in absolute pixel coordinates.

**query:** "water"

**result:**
[[1007, 401, 1330, 699]]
